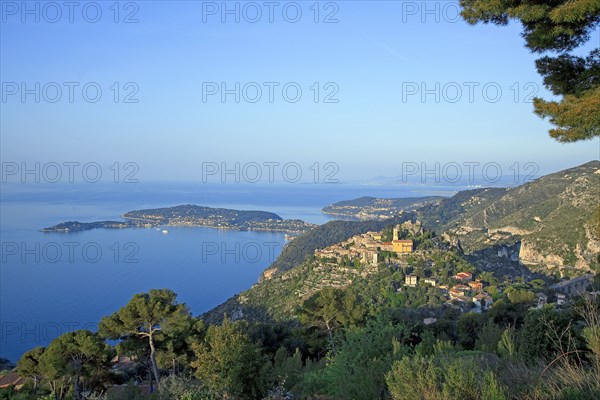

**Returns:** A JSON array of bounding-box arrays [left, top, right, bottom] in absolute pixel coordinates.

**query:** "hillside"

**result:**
[[419, 161, 600, 272], [204, 161, 599, 324], [203, 234, 552, 325], [204, 216, 417, 322], [204, 245, 449, 324], [259, 216, 415, 279]]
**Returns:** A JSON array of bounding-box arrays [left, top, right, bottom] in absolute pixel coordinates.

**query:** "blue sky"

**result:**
[[1, 0, 599, 182]]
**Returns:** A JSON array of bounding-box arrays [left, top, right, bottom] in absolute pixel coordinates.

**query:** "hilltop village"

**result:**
[[311, 220, 594, 315], [313, 221, 493, 312]]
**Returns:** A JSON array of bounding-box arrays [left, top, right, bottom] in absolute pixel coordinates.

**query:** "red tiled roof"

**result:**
[[0, 373, 25, 388], [453, 272, 473, 279]]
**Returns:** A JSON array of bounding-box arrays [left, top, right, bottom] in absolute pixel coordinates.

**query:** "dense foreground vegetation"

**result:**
[[2, 286, 600, 400]]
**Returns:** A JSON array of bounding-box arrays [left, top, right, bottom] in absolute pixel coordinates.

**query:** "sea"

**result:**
[[0, 182, 462, 362]]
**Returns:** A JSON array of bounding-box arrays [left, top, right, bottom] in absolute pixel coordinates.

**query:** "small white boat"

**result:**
[[162, 230, 169, 234]]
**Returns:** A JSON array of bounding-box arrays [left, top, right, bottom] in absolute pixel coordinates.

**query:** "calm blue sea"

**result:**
[[0, 182, 461, 362]]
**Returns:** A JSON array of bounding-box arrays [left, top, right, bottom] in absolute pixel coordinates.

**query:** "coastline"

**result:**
[[41, 205, 317, 235]]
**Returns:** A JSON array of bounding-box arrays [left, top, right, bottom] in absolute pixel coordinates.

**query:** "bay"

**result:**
[[0, 182, 460, 361]]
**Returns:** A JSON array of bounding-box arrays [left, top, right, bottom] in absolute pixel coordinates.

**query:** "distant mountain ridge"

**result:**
[[322, 196, 444, 219]]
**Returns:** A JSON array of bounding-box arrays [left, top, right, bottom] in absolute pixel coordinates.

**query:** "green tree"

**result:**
[[476, 321, 503, 353], [299, 287, 342, 344], [98, 289, 192, 387], [517, 306, 573, 363], [386, 356, 440, 400], [37, 357, 70, 400], [157, 317, 206, 376], [498, 326, 517, 358], [481, 370, 506, 400], [479, 271, 497, 286], [191, 317, 267, 400], [507, 289, 536, 304], [17, 347, 45, 394], [337, 289, 366, 328], [441, 359, 479, 400], [414, 330, 437, 357], [315, 318, 409, 400], [529, 279, 546, 290], [272, 347, 304, 393], [39, 330, 111, 400], [113, 334, 155, 388], [460, 0, 600, 142], [457, 312, 485, 350]]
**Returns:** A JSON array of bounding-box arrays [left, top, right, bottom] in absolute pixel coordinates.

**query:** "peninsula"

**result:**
[[41, 204, 316, 235]]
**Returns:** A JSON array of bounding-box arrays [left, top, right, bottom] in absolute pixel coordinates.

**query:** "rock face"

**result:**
[[259, 267, 278, 282], [584, 224, 600, 264], [229, 307, 244, 321], [519, 240, 564, 266], [401, 220, 424, 236], [467, 242, 548, 281], [497, 242, 521, 261], [518, 209, 599, 271], [470, 242, 521, 262], [441, 233, 464, 255]]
